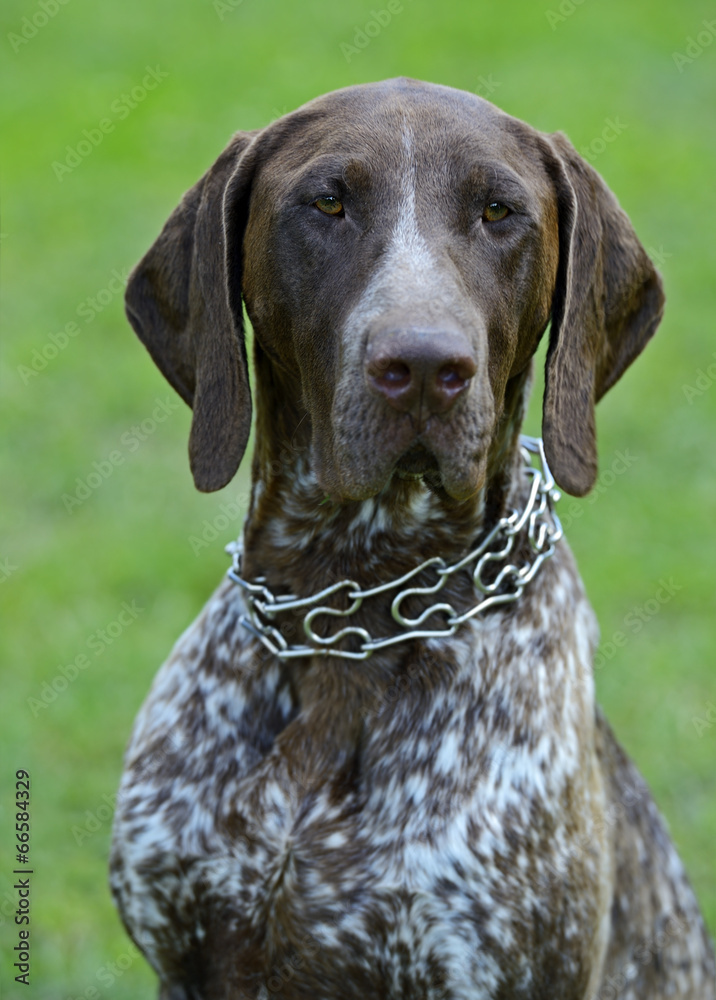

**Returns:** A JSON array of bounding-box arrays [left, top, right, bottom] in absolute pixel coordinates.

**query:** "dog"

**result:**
[[110, 78, 716, 999]]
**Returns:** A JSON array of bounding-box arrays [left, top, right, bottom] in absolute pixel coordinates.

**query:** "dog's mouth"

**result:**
[[391, 440, 487, 503], [326, 440, 486, 503], [326, 399, 493, 503], [394, 443, 440, 480]]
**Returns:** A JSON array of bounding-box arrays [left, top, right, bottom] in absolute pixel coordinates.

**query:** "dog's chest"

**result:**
[[111, 559, 607, 998]]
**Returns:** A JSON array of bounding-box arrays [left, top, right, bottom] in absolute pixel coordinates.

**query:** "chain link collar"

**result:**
[[226, 436, 563, 661]]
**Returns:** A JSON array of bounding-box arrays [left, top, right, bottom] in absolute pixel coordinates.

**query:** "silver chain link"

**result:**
[[226, 436, 563, 661]]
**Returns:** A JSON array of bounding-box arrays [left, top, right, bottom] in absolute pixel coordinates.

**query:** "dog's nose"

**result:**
[[365, 330, 477, 416]]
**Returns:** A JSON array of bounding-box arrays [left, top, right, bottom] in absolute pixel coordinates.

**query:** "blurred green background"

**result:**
[[1, 0, 715, 994]]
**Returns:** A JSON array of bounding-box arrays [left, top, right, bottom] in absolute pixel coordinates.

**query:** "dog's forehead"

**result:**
[[255, 78, 544, 184]]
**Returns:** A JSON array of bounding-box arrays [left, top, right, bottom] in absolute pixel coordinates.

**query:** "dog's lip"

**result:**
[[394, 443, 440, 479], [324, 416, 491, 502], [391, 440, 487, 501]]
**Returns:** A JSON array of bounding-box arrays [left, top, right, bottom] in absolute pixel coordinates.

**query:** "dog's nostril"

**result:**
[[438, 365, 467, 388], [377, 361, 411, 385], [438, 356, 477, 384], [365, 332, 477, 415]]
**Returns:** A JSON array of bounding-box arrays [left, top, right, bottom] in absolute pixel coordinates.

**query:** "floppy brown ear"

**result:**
[[125, 131, 258, 492], [540, 132, 665, 497]]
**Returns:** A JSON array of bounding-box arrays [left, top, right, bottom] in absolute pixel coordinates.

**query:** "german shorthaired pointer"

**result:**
[[110, 79, 715, 999]]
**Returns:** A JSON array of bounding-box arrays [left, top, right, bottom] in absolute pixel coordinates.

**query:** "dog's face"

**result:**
[[241, 84, 559, 502], [126, 78, 663, 501]]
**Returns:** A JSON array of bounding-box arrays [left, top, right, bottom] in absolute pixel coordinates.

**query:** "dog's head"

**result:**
[[126, 78, 663, 501]]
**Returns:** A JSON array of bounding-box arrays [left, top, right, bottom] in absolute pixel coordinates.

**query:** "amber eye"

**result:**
[[314, 196, 344, 216], [483, 201, 509, 222]]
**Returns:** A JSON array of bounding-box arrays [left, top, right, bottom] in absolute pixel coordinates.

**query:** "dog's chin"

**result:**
[[320, 443, 487, 504]]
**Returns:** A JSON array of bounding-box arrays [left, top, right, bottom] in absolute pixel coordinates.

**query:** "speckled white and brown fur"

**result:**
[[111, 79, 715, 998]]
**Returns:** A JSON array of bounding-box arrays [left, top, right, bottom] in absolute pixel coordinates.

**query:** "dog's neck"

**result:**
[[240, 351, 533, 599], [237, 355, 536, 760]]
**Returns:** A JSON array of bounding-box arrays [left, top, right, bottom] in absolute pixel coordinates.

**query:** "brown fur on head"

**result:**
[[125, 78, 663, 500]]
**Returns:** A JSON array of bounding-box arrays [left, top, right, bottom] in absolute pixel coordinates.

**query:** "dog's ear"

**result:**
[[125, 132, 259, 492], [540, 131, 664, 497]]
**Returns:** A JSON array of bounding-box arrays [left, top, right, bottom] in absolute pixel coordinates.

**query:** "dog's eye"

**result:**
[[314, 196, 344, 216], [483, 202, 510, 222]]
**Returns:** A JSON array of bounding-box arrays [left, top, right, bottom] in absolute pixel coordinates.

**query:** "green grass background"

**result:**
[[1, 0, 715, 994]]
